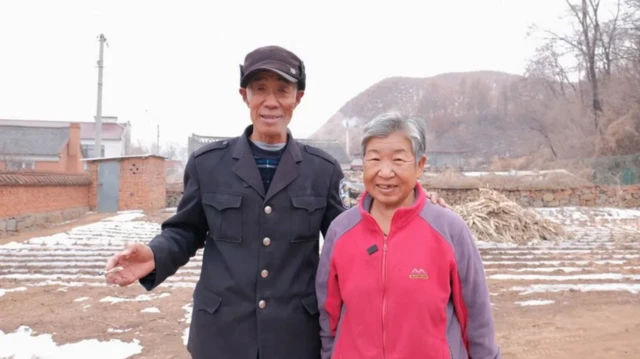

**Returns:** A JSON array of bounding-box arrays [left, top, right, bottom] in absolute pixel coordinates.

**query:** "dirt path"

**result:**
[[1, 208, 639, 358]]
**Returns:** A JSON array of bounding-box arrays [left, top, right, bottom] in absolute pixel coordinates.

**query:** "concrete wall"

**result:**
[[166, 182, 183, 208]]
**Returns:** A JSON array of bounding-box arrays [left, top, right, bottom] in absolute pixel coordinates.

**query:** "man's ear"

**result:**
[[239, 87, 249, 106], [295, 90, 305, 106]]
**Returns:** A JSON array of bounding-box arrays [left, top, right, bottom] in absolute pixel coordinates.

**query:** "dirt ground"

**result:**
[[0, 212, 113, 245], [1, 209, 639, 358]]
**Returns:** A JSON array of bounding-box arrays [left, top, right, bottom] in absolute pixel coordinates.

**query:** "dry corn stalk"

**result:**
[[452, 188, 566, 244]]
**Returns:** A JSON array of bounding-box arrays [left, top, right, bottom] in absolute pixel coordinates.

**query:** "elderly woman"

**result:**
[[316, 113, 501, 359]]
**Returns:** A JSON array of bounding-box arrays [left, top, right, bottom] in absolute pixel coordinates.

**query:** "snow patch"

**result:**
[[0, 326, 142, 358], [103, 211, 145, 222], [511, 283, 640, 295], [516, 299, 555, 306], [182, 302, 193, 346], [0, 286, 26, 297], [490, 273, 640, 281], [100, 292, 170, 304]]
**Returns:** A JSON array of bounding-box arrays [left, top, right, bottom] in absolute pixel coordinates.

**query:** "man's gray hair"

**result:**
[[360, 112, 427, 162]]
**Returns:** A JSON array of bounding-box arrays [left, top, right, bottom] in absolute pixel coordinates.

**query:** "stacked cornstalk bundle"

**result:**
[[452, 188, 567, 244]]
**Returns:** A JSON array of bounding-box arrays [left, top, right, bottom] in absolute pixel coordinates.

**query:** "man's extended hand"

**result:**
[[105, 242, 155, 287], [426, 191, 448, 208]]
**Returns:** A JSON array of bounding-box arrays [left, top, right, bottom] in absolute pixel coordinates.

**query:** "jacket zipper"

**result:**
[[381, 233, 388, 357]]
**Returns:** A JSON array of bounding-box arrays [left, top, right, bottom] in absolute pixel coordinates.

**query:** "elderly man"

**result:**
[[104, 45, 446, 359]]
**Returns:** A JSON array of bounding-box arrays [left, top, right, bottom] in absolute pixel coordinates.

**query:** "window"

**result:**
[[6, 161, 35, 170], [82, 144, 105, 158]]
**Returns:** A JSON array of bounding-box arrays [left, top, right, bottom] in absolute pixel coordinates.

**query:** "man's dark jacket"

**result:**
[[140, 127, 346, 359]]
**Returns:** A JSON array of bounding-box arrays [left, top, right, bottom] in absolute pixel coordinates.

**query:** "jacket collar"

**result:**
[[231, 125, 302, 162], [358, 183, 426, 235], [231, 125, 303, 201]]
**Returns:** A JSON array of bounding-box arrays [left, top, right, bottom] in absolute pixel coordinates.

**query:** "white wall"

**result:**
[[81, 139, 124, 158]]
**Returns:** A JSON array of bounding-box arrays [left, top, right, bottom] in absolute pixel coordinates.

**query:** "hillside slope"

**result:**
[[311, 71, 540, 164]]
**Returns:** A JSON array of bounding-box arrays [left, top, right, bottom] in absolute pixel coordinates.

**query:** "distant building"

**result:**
[[0, 118, 131, 159], [81, 116, 132, 158], [426, 149, 468, 169], [188, 133, 352, 169], [0, 122, 84, 173], [350, 158, 363, 170]]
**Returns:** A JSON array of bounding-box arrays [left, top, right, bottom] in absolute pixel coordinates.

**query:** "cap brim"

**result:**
[[242, 62, 298, 87], [265, 68, 298, 83]]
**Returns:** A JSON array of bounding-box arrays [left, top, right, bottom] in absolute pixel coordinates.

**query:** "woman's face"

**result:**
[[362, 132, 426, 209]]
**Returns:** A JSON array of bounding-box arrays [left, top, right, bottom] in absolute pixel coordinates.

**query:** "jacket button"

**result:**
[[261, 269, 269, 278], [264, 206, 272, 214], [263, 237, 271, 246], [258, 300, 266, 309]]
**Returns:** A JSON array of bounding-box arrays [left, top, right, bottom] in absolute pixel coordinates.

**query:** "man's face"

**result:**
[[239, 71, 304, 143]]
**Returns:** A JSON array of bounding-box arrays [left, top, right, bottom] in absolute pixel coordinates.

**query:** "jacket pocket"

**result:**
[[290, 195, 326, 242], [301, 294, 319, 316], [193, 288, 222, 315], [202, 191, 243, 243]]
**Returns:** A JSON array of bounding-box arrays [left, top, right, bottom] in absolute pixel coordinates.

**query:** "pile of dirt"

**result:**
[[452, 188, 567, 244]]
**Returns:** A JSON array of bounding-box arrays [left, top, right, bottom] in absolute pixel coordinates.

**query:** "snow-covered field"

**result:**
[[1, 207, 639, 358]]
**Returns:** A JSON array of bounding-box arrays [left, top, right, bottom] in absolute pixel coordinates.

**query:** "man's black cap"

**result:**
[[240, 45, 306, 91]]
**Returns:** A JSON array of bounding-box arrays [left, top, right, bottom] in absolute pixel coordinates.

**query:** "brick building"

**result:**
[[0, 122, 84, 173], [85, 155, 167, 212], [0, 118, 132, 159]]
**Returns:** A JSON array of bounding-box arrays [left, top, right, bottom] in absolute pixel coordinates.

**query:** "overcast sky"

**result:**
[[0, 0, 570, 146]]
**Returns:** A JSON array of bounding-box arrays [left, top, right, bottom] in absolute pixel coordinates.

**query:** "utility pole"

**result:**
[[342, 117, 357, 159], [345, 123, 350, 157], [94, 34, 107, 158], [156, 124, 160, 155]]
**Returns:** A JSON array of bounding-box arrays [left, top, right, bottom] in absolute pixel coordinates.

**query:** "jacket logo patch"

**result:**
[[339, 178, 351, 209], [409, 268, 428, 279]]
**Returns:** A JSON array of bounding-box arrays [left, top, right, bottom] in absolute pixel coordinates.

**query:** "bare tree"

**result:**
[[129, 140, 151, 155], [159, 141, 187, 161], [526, 42, 581, 100], [529, 0, 626, 154], [510, 80, 561, 158]]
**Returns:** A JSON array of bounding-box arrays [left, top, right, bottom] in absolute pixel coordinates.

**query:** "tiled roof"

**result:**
[[0, 172, 91, 186], [0, 119, 125, 141], [0, 126, 69, 157]]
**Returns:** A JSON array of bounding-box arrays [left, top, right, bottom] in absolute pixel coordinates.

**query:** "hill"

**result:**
[[310, 71, 538, 166], [313, 65, 640, 172]]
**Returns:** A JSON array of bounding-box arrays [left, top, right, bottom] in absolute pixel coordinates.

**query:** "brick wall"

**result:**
[[87, 155, 167, 212], [0, 172, 91, 234], [164, 180, 640, 209]]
